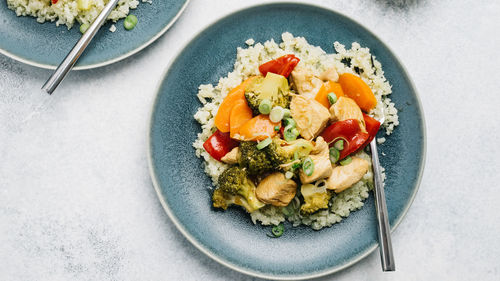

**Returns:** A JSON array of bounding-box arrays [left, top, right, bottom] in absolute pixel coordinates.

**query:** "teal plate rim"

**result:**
[[147, 2, 427, 280], [0, 0, 190, 70]]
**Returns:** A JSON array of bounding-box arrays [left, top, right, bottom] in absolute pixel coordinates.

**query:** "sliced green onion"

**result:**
[[283, 108, 291, 118], [259, 99, 272, 114], [124, 14, 138, 30], [329, 147, 340, 163], [269, 223, 284, 238], [274, 125, 280, 131], [284, 125, 299, 142], [334, 140, 344, 151], [79, 23, 90, 34], [282, 204, 295, 216], [340, 156, 352, 166], [285, 171, 294, 179], [302, 157, 314, 176], [283, 118, 296, 128], [256, 138, 272, 150], [292, 162, 301, 169], [327, 92, 338, 105], [270, 106, 285, 123]]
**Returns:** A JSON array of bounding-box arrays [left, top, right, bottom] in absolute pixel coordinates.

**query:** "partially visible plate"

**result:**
[[149, 3, 426, 280], [0, 0, 189, 70]]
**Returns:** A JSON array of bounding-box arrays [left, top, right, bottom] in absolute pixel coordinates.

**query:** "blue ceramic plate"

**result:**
[[149, 3, 425, 280], [0, 0, 189, 70]]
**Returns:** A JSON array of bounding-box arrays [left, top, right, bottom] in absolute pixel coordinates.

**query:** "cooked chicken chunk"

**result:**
[[326, 157, 370, 193], [299, 137, 333, 184], [255, 172, 297, 207], [329, 96, 366, 132], [290, 66, 323, 99], [319, 67, 339, 82], [220, 147, 240, 164], [290, 95, 330, 140]]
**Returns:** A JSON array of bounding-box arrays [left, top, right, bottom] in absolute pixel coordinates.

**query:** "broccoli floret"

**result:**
[[300, 183, 332, 215], [238, 141, 275, 175], [244, 72, 291, 115], [212, 166, 265, 213], [265, 138, 314, 168]]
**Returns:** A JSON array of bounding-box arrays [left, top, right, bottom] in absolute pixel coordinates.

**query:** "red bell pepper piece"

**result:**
[[52, 0, 58, 4], [203, 130, 238, 161], [321, 119, 369, 160], [362, 113, 381, 147], [259, 54, 300, 78]]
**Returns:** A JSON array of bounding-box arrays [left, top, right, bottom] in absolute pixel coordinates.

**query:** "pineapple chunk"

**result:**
[[78, 0, 92, 11]]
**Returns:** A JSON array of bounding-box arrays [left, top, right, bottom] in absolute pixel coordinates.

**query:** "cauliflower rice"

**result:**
[[193, 33, 398, 230], [6, 0, 150, 29]]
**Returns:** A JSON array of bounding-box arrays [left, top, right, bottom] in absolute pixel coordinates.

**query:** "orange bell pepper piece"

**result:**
[[315, 81, 345, 108], [214, 77, 257, 132], [236, 115, 280, 141], [338, 73, 377, 112]]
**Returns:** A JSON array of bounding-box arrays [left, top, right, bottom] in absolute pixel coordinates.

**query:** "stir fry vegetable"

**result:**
[[315, 81, 344, 108], [256, 138, 272, 150], [302, 157, 315, 176], [215, 77, 257, 132], [329, 147, 340, 163], [203, 130, 238, 161], [212, 166, 265, 212], [238, 141, 275, 175], [259, 54, 300, 78], [283, 126, 299, 142], [79, 23, 90, 34], [269, 106, 285, 123], [321, 119, 369, 161], [363, 113, 382, 145], [124, 15, 138, 30], [258, 99, 272, 114], [229, 99, 253, 138], [334, 140, 344, 150], [268, 223, 284, 238], [236, 115, 280, 141], [245, 73, 291, 115], [339, 156, 352, 166], [338, 73, 377, 112]]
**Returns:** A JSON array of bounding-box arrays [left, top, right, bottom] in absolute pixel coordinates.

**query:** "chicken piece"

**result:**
[[299, 137, 333, 184], [255, 172, 297, 207], [329, 96, 366, 132], [326, 157, 370, 193], [221, 147, 240, 164], [290, 66, 323, 99], [290, 95, 330, 140], [319, 67, 339, 82]]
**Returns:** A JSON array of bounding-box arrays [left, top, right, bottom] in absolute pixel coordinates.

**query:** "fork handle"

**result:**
[[370, 139, 396, 271], [41, 0, 120, 94]]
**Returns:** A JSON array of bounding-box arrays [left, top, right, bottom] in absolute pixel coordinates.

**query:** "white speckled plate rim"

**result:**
[[147, 2, 427, 280], [0, 0, 190, 70]]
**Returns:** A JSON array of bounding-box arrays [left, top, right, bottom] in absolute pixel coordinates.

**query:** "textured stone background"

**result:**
[[1, 0, 499, 280]]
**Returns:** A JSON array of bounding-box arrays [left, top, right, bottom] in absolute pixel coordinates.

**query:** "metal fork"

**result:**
[[41, 0, 120, 94], [369, 113, 396, 271]]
